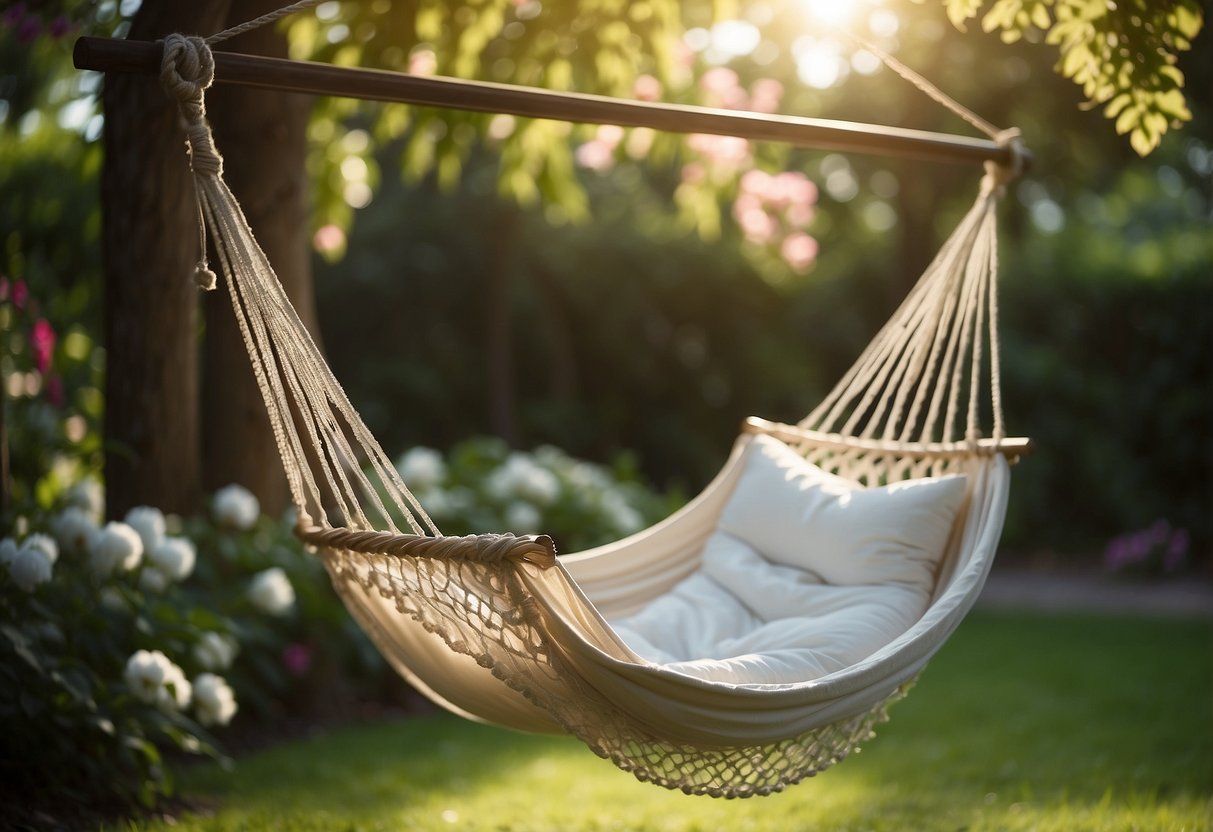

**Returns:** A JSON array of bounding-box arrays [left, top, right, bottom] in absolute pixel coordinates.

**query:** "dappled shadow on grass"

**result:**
[[163, 611, 1212, 832]]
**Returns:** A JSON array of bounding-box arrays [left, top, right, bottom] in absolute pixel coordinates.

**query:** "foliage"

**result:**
[[289, 0, 686, 233], [394, 437, 683, 554], [929, 0, 1204, 155], [122, 612, 1213, 831], [0, 480, 389, 816]]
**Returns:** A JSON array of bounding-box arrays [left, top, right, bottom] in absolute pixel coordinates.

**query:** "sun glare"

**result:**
[[800, 0, 870, 29]]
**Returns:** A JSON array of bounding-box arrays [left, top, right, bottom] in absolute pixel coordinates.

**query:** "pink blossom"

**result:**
[[687, 133, 751, 171], [595, 124, 624, 149], [575, 140, 615, 172], [740, 168, 773, 197], [680, 162, 706, 184], [785, 201, 816, 229], [408, 50, 436, 76], [30, 318, 55, 373], [700, 67, 745, 108], [313, 224, 346, 255], [749, 78, 784, 113], [781, 233, 819, 271], [633, 74, 662, 101], [737, 206, 777, 244], [11, 280, 28, 311]]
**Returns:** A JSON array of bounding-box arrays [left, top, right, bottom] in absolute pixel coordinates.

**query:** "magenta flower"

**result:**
[[31, 318, 55, 372], [282, 642, 312, 677]]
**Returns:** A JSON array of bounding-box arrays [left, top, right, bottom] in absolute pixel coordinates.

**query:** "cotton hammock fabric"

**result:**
[[158, 33, 1027, 797]]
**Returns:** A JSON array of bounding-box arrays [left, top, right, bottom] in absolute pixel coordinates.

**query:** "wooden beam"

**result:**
[[74, 36, 1030, 169]]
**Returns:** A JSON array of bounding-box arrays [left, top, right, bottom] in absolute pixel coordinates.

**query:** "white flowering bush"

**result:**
[[0, 478, 385, 813], [396, 437, 682, 553]]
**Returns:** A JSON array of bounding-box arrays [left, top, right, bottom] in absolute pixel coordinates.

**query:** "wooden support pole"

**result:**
[[74, 36, 1030, 170]]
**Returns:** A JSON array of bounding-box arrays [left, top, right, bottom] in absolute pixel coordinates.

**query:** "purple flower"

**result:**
[[15, 16, 40, 43], [282, 643, 312, 677], [2, 4, 26, 28], [48, 16, 71, 39], [1163, 529, 1190, 573]]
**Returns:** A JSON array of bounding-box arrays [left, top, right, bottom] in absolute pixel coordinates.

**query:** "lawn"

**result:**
[[131, 611, 1211, 832]]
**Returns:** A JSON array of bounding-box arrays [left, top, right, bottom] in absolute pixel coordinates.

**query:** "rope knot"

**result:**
[[982, 128, 1027, 195], [159, 33, 223, 177]]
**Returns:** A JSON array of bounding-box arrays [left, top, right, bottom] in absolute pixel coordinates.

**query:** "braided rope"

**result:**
[[205, 0, 328, 46], [299, 526, 558, 569]]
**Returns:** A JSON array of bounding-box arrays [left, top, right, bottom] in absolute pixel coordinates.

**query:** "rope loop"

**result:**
[[982, 128, 1026, 195]]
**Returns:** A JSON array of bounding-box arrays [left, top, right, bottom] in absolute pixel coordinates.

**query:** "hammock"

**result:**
[[112, 27, 1029, 798]]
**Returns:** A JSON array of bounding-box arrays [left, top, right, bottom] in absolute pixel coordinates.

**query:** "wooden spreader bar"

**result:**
[[74, 36, 1028, 169]]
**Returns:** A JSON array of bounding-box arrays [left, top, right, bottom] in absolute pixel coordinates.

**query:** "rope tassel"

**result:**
[[160, 33, 222, 291]]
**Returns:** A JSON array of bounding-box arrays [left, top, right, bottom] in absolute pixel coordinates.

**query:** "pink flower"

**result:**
[[781, 233, 819, 271], [680, 162, 706, 185], [749, 78, 784, 113], [575, 140, 616, 172], [282, 643, 312, 677], [633, 74, 662, 101], [30, 318, 55, 373], [11, 280, 28, 311], [700, 67, 745, 108]]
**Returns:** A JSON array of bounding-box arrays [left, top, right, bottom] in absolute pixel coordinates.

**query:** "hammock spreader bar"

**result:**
[[73, 36, 1028, 170]]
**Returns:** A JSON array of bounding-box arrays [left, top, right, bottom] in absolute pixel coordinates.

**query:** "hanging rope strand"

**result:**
[[205, 0, 327, 46]]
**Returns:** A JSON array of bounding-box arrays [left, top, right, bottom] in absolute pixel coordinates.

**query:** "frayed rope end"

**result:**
[[194, 263, 218, 291]]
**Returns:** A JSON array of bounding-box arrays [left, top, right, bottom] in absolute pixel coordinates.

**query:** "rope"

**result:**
[[205, 0, 328, 46]]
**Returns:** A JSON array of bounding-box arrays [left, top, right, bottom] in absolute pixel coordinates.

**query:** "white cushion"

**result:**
[[609, 436, 970, 685], [718, 434, 967, 592]]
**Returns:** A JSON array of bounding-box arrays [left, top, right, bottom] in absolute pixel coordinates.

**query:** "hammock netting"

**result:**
[[158, 33, 1028, 797]]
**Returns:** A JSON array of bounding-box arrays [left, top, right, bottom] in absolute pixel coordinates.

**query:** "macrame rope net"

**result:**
[[158, 32, 1025, 798]]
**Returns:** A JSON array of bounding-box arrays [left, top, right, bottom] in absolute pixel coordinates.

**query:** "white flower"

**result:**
[[213, 484, 260, 531], [396, 447, 447, 490], [100, 586, 128, 612], [138, 566, 170, 593], [160, 660, 191, 711], [8, 544, 54, 592], [21, 533, 58, 565], [193, 632, 238, 672], [416, 487, 452, 519], [65, 479, 104, 519], [51, 506, 99, 554], [0, 538, 19, 568], [124, 650, 167, 704], [602, 491, 643, 534], [124, 506, 166, 551], [486, 453, 551, 503], [192, 673, 238, 727], [504, 501, 542, 534], [89, 522, 144, 576], [148, 536, 196, 582], [248, 567, 294, 616], [124, 650, 191, 711]]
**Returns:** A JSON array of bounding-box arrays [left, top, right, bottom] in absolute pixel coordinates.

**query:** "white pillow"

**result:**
[[717, 435, 967, 593]]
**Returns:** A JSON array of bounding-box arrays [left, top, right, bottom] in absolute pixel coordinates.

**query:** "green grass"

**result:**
[[130, 612, 1211, 832]]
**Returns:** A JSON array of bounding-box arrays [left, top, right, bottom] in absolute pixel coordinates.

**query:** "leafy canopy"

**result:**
[[927, 0, 1204, 156]]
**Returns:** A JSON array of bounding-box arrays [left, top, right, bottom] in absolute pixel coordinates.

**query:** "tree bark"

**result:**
[[203, 2, 317, 517], [101, 0, 232, 518]]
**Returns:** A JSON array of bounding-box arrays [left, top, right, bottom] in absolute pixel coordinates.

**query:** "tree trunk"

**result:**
[[203, 2, 317, 517], [101, 0, 232, 518]]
